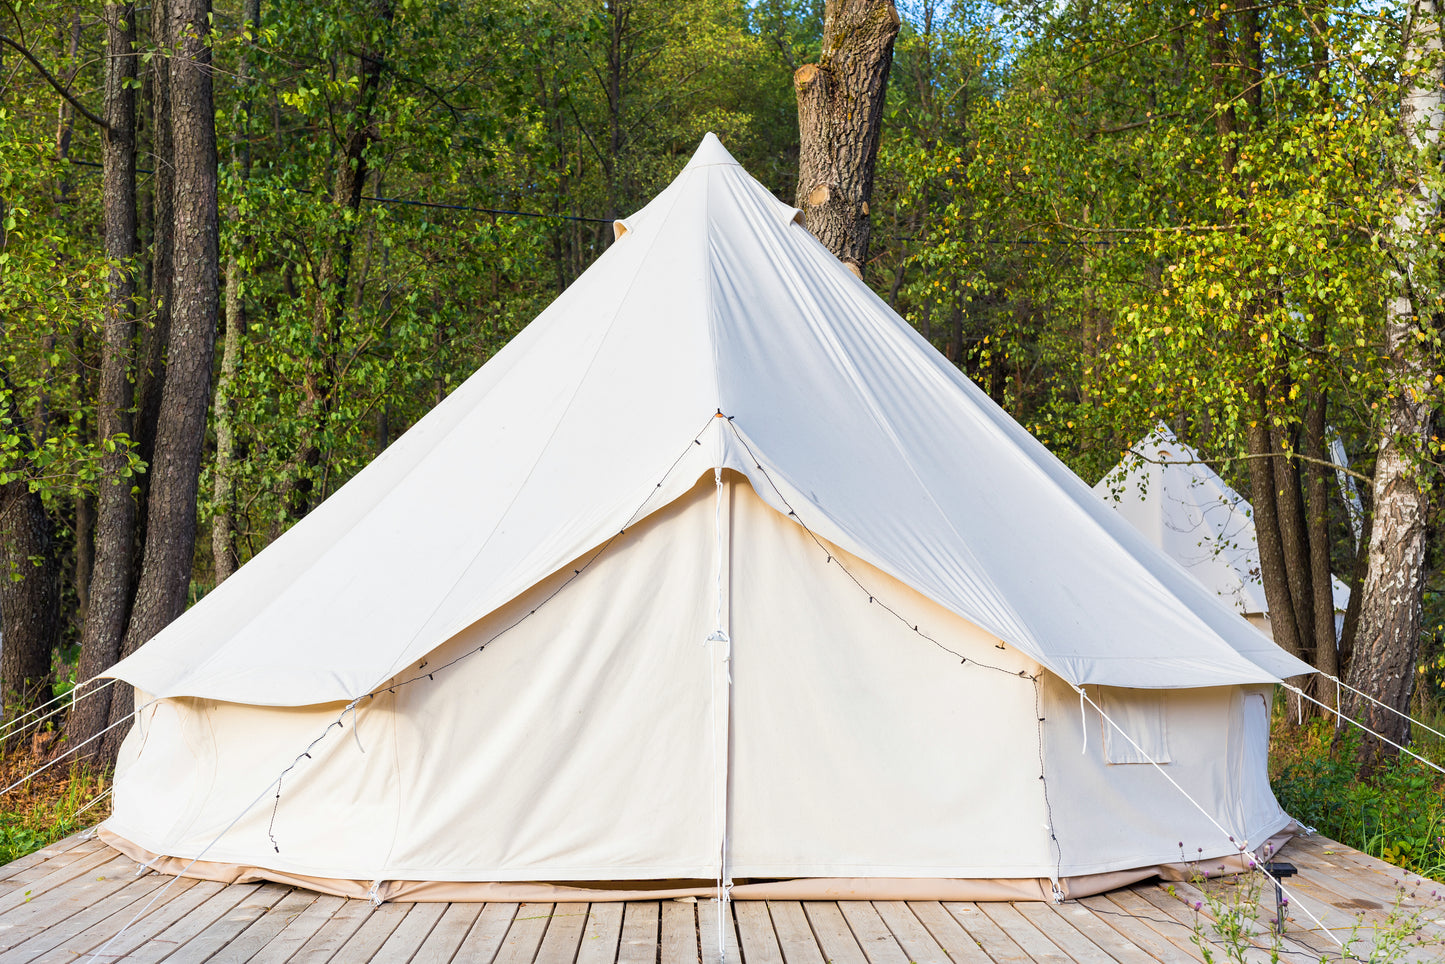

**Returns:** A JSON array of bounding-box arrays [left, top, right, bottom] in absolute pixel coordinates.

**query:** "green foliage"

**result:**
[[1272, 722, 1445, 880]]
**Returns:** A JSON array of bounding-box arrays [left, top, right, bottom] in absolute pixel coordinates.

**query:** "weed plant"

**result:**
[[1271, 717, 1445, 880]]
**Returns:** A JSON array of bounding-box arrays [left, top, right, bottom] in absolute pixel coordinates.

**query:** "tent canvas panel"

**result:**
[[1039, 676, 1291, 878], [107, 475, 1293, 890]]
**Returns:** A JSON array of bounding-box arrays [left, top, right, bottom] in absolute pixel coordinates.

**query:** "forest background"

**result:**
[[3, 0, 1445, 863]]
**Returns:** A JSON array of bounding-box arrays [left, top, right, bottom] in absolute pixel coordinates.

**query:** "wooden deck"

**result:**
[[0, 833, 1439, 963]]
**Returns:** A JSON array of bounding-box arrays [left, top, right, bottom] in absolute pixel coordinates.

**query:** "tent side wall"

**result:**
[[105, 475, 1292, 895], [1039, 674, 1291, 878]]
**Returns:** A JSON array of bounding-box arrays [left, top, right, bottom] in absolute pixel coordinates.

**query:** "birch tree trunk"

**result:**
[[794, 0, 900, 279], [1343, 0, 1442, 773], [67, 1, 138, 756]]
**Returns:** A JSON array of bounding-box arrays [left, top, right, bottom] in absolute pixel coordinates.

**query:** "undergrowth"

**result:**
[[1271, 712, 1445, 881], [0, 743, 110, 865]]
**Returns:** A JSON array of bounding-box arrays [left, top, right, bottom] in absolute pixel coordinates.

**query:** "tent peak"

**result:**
[[683, 132, 741, 169]]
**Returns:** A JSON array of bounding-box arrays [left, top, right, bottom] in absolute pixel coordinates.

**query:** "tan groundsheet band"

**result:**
[[99, 828, 1294, 903]]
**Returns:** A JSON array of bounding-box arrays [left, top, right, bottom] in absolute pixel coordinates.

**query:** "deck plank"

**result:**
[[940, 902, 1032, 963], [576, 903, 625, 964], [698, 900, 740, 964], [177, 885, 310, 963], [492, 902, 553, 964], [408, 902, 486, 964], [766, 902, 824, 964], [0, 853, 151, 953], [1009, 903, 1117, 964], [661, 901, 698, 964], [265, 897, 375, 964], [0, 872, 175, 963], [871, 901, 951, 964], [1095, 890, 1204, 962], [735, 901, 784, 964], [902, 901, 992, 964], [452, 902, 522, 964], [369, 902, 447, 962], [121, 882, 270, 964], [29, 879, 222, 964], [618, 903, 660, 964], [225, 893, 346, 964], [0, 836, 92, 886], [1074, 895, 1199, 964], [330, 900, 414, 960], [1031, 901, 1160, 964], [0, 848, 130, 923], [800, 903, 869, 964], [836, 901, 909, 964], [974, 904, 1070, 964], [535, 904, 590, 964]]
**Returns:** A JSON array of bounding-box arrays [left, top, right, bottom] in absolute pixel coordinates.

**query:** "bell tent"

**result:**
[[1094, 424, 1349, 640], [100, 135, 1308, 903]]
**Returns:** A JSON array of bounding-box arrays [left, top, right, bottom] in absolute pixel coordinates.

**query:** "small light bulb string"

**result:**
[[266, 412, 722, 853], [720, 417, 1036, 683]]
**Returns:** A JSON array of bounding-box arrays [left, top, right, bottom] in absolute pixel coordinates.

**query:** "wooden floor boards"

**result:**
[[0, 833, 1437, 962]]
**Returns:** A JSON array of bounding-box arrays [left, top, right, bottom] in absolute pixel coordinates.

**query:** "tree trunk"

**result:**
[[1303, 348, 1339, 686], [1245, 385, 1306, 665], [212, 0, 261, 585], [106, 0, 219, 759], [67, 0, 139, 757], [135, 0, 174, 494], [0, 365, 59, 728], [285, 0, 393, 523], [1343, 0, 1442, 774], [0, 484, 58, 728], [794, 0, 900, 279]]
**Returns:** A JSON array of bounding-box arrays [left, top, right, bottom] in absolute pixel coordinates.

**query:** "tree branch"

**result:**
[[0, 34, 107, 130]]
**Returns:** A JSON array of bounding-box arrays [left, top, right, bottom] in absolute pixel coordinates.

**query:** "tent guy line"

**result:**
[[0, 676, 117, 749], [1082, 689, 1345, 949], [1282, 683, 1445, 778]]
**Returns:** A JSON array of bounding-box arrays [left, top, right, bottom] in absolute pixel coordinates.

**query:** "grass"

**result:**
[[0, 740, 111, 866], [1270, 700, 1445, 881]]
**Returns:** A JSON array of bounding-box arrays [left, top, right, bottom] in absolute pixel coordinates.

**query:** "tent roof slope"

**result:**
[[108, 134, 1310, 705], [1094, 425, 1350, 616]]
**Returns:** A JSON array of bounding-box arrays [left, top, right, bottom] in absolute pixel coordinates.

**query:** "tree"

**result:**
[[794, 0, 900, 277], [107, 0, 220, 755], [1344, 0, 1444, 772], [68, 0, 140, 754]]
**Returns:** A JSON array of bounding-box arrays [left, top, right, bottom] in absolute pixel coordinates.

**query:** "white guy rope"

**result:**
[[1316, 673, 1445, 746], [73, 785, 112, 820], [1079, 688, 1344, 949], [83, 766, 295, 963], [0, 677, 117, 745], [0, 702, 151, 798], [1281, 683, 1445, 778], [707, 464, 733, 963]]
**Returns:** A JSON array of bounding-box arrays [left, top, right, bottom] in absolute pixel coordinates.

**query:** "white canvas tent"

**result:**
[[1094, 425, 1350, 640], [100, 135, 1309, 903]]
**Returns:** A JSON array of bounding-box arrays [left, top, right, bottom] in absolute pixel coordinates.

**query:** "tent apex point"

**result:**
[[685, 131, 741, 169]]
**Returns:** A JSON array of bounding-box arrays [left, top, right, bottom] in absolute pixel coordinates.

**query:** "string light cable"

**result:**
[[1280, 682, 1445, 779], [720, 417, 1036, 683], [1079, 687, 1345, 950], [266, 413, 722, 851], [720, 414, 1065, 901], [75, 413, 721, 959]]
